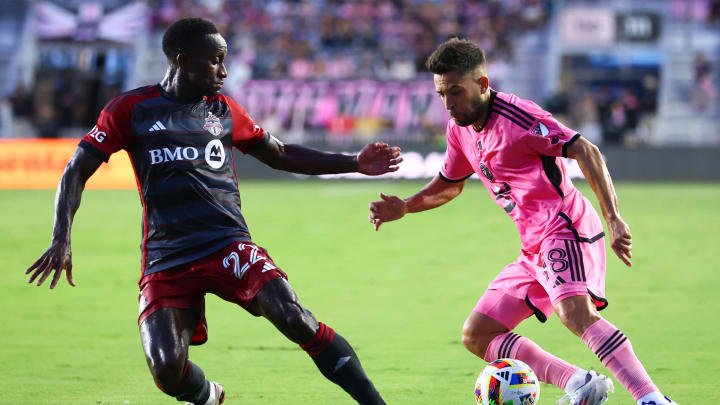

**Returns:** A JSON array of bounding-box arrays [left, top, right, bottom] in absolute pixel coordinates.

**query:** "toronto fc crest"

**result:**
[[203, 112, 224, 136]]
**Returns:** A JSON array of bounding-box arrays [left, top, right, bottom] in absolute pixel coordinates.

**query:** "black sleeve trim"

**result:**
[[438, 171, 473, 183], [558, 212, 605, 243], [247, 131, 272, 151], [524, 295, 548, 323], [78, 140, 109, 163], [562, 133, 582, 158]]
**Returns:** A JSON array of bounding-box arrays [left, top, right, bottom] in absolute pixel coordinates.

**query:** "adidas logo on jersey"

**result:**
[[148, 121, 167, 132]]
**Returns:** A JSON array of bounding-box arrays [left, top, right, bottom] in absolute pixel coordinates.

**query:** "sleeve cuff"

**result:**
[[244, 132, 272, 152], [78, 140, 110, 163], [562, 134, 581, 158], [439, 171, 473, 182]]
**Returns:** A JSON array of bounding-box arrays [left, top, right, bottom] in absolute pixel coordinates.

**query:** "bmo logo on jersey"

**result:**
[[148, 140, 225, 168], [149, 147, 199, 165]]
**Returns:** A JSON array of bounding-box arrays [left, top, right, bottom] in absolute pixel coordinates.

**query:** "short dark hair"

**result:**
[[425, 38, 486, 76], [162, 18, 219, 62]]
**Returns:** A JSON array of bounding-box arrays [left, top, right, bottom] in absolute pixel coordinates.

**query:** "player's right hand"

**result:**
[[368, 192, 407, 231], [25, 240, 75, 289]]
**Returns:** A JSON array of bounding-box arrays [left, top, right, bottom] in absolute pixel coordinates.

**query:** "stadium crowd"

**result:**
[[3, 0, 719, 145], [148, 0, 552, 81]]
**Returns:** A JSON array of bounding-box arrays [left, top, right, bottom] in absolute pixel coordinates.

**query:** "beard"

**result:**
[[452, 94, 486, 127]]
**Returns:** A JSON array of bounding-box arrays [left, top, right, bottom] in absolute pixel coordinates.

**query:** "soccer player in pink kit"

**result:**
[[369, 38, 677, 405]]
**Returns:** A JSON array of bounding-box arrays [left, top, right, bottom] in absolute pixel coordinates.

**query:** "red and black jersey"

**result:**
[[80, 84, 268, 277]]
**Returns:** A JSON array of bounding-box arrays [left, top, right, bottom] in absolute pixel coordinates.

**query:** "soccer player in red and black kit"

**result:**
[[25, 18, 400, 405]]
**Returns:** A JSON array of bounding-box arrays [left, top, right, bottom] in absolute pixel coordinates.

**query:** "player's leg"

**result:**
[[543, 237, 676, 404], [556, 295, 677, 405], [465, 288, 582, 392], [140, 307, 224, 405], [461, 310, 508, 358], [248, 277, 386, 405]]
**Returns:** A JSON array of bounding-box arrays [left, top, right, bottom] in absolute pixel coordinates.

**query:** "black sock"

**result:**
[[174, 361, 211, 405], [301, 323, 386, 405]]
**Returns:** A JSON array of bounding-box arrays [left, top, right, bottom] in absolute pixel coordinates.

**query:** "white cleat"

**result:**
[[557, 371, 614, 405], [638, 395, 679, 405], [211, 382, 226, 405], [185, 381, 225, 405]]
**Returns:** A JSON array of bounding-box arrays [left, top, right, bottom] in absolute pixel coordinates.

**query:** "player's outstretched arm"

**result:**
[[248, 136, 402, 175], [25, 147, 103, 288], [565, 136, 632, 267], [368, 174, 466, 230]]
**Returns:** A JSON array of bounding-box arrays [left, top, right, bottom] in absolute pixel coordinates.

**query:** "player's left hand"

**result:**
[[607, 216, 632, 267], [357, 142, 402, 176]]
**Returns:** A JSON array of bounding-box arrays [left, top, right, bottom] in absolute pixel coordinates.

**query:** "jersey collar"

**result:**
[[156, 84, 204, 105]]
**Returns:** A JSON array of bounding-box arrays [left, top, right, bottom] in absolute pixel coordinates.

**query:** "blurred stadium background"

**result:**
[[0, 0, 719, 183], [1, 1, 719, 404]]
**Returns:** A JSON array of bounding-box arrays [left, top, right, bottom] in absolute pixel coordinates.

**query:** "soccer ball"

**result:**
[[474, 358, 540, 405]]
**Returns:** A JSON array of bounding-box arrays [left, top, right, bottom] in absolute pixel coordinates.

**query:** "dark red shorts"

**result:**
[[138, 241, 287, 345]]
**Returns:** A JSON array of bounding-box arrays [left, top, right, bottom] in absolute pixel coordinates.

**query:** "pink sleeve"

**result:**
[[517, 114, 580, 158], [225, 96, 268, 154], [440, 122, 474, 181], [79, 96, 132, 162]]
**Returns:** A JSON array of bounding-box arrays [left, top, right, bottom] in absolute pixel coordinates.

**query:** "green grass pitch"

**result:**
[[1, 181, 718, 404]]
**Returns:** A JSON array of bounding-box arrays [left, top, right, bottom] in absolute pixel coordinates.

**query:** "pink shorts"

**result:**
[[138, 241, 287, 345], [474, 238, 607, 329]]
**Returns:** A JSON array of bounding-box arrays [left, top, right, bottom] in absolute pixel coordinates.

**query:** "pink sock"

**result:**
[[581, 318, 658, 401], [484, 332, 579, 390]]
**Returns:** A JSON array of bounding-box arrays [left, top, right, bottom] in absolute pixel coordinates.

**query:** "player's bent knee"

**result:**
[[151, 360, 186, 393], [559, 312, 601, 336], [278, 304, 318, 344], [462, 312, 509, 358], [461, 330, 481, 356], [555, 296, 601, 336], [462, 327, 495, 358], [462, 321, 491, 358], [145, 347, 187, 393]]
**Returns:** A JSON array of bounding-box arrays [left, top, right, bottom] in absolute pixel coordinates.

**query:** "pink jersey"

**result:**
[[441, 90, 604, 254]]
